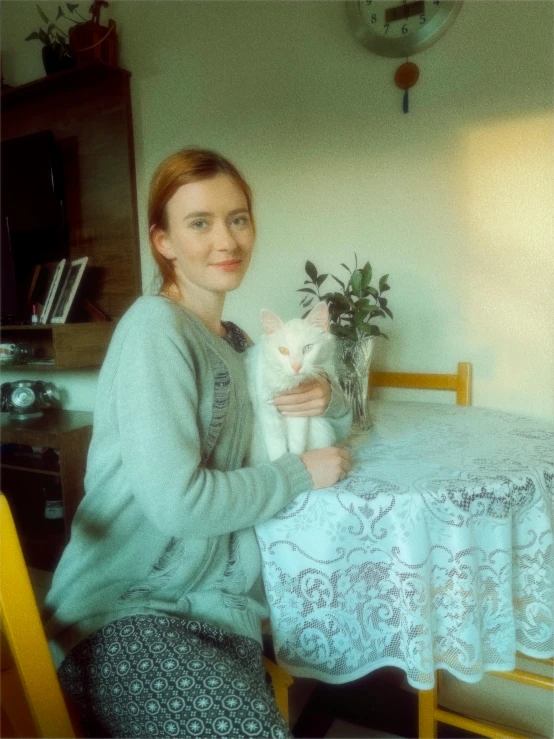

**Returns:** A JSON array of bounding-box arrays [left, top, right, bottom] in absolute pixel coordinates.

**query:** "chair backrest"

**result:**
[[0, 493, 76, 738], [370, 361, 472, 406]]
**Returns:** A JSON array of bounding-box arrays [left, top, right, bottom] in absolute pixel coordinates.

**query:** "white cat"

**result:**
[[246, 302, 336, 463]]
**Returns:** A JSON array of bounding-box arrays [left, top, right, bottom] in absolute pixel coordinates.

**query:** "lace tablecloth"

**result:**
[[255, 401, 554, 689]]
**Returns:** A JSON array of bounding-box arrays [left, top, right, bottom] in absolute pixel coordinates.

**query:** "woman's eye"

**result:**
[[303, 344, 313, 353], [191, 220, 208, 230], [232, 216, 250, 227], [279, 347, 289, 355]]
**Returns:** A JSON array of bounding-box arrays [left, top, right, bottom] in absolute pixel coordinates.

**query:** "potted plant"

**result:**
[[25, 4, 87, 75], [69, 1, 118, 67], [298, 255, 393, 431], [25, 3, 116, 76]]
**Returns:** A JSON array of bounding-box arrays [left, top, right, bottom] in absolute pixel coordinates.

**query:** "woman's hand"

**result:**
[[300, 446, 351, 489], [272, 379, 331, 417]]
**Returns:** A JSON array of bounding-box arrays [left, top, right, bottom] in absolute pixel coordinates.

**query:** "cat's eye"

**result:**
[[279, 347, 289, 355], [303, 344, 313, 353]]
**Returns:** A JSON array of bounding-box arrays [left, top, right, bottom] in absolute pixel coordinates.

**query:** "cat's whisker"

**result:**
[[307, 367, 343, 396]]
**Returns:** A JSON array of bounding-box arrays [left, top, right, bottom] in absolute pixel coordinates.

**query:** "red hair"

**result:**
[[148, 147, 255, 294]]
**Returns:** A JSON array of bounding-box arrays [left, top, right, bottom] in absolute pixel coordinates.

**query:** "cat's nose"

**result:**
[[291, 361, 302, 374]]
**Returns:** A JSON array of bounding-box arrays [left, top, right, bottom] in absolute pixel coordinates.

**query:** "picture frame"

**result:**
[[50, 257, 89, 324], [25, 264, 42, 315], [40, 259, 66, 324]]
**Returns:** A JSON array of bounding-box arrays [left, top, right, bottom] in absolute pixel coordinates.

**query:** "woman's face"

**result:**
[[155, 173, 255, 299]]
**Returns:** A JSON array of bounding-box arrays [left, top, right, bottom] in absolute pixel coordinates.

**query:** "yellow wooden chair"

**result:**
[[1, 493, 77, 738], [370, 361, 472, 407], [263, 655, 294, 724], [368, 363, 554, 738], [0, 493, 293, 736], [419, 660, 553, 739]]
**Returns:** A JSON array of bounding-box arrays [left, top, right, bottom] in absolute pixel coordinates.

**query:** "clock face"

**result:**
[[346, 0, 463, 58]]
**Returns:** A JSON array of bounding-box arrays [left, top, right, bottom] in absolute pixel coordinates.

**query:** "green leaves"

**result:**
[[316, 273, 328, 287], [350, 270, 362, 297], [305, 260, 318, 283], [361, 262, 372, 290], [37, 4, 49, 23], [26, 2, 83, 46], [297, 255, 393, 341]]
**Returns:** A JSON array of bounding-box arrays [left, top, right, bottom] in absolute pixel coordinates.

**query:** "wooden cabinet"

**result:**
[[1, 61, 141, 366], [0, 63, 140, 568], [0, 323, 115, 369], [1, 410, 92, 570]]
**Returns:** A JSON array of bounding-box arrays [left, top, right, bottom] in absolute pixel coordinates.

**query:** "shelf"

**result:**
[[1, 62, 131, 109], [0, 322, 115, 369], [0, 463, 61, 478], [1, 410, 92, 569], [0, 61, 136, 571], [2, 61, 141, 322], [1, 409, 92, 447]]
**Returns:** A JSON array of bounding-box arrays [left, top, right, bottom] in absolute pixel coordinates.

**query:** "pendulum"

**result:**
[[394, 61, 420, 114]]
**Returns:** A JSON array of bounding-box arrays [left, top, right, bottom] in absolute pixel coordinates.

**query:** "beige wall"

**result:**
[[2, 0, 553, 419]]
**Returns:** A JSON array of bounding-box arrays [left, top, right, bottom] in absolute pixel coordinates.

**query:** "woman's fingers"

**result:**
[[300, 446, 351, 488], [272, 379, 331, 416], [277, 403, 326, 417]]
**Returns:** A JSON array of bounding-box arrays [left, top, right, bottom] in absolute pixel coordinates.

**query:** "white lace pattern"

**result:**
[[255, 401, 553, 689]]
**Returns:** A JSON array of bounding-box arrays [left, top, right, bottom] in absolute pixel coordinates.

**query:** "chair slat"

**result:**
[[1, 494, 76, 738], [370, 362, 472, 406]]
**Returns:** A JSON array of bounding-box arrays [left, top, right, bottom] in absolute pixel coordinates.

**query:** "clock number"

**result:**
[[402, 24, 408, 35], [384, 23, 390, 34], [371, 13, 377, 23], [420, 14, 426, 24]]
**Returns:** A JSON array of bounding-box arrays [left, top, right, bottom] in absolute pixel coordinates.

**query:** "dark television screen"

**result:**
[[1, 130, 68, 322]]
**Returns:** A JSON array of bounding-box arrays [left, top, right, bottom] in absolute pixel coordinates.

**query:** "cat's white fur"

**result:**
[[245, 302, 336, 463]]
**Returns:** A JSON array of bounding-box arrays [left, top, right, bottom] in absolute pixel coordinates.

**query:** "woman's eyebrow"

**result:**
[[185, 210, 212, 220], [184, 207, 249, 220]]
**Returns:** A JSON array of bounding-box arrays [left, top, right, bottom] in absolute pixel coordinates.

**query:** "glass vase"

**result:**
[[335, 336, 376, 433]]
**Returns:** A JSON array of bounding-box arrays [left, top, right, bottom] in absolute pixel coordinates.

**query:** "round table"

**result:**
[[255, 401, 554, 689]]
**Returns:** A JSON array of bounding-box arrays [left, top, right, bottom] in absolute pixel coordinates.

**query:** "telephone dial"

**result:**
[[1, 380, 61, 420]]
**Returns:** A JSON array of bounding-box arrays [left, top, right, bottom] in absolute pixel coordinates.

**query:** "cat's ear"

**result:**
[[261, 310, 284, 335], [306, 301, 329, 331]]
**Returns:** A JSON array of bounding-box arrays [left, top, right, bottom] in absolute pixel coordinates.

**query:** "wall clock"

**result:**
[[346, 0, 464, 59]]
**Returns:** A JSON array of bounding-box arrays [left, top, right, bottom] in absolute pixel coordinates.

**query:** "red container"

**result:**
[[69, 19, 118, 66]]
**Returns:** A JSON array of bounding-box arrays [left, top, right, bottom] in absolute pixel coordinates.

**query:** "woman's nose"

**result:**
[[215, 221, 237, 250]]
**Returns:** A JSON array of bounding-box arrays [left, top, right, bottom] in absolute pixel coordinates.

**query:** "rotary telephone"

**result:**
[[1, 380, 61, 420]]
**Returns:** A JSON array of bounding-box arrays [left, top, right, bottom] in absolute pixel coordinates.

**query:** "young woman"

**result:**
[[45, 148, 352, 738]]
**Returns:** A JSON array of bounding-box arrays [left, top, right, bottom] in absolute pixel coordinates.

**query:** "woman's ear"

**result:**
[[151, 228, 175, 261]]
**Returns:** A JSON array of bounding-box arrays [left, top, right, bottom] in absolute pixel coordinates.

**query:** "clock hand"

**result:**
[[386, 0, 424, 23]]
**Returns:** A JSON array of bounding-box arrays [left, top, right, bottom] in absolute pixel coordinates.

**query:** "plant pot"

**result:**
[[69, 20, 118, 66], [335, 335, 376, 432], [41, 44, 76, 76]]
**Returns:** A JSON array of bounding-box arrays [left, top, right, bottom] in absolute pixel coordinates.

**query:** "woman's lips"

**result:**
[[211, 260, 242, 272]]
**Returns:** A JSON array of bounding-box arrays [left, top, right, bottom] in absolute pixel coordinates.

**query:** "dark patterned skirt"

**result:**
[[58, 614, 291, 739]]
